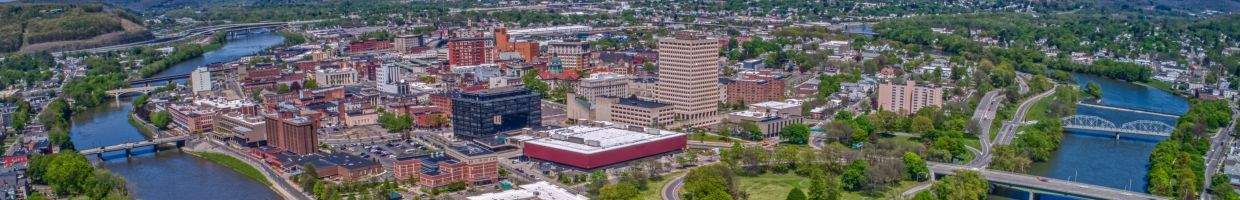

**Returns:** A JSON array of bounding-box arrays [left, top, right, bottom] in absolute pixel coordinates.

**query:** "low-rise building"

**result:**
[[213, 112, 267, 147], [393, 143, 499, 188], [726, 100, 805, 138], [523, 126, 686, 169], [567, 95, 676, 128], [314, 67, 360, 87]]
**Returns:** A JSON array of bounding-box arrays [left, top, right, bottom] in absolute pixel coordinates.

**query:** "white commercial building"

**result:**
[[467, 181, 587, 200], [655, 31, 721, 128], [191, 67, 212, 93]]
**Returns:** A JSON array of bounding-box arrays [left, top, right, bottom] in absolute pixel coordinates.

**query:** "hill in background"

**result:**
[[0, 3, 152, 54]]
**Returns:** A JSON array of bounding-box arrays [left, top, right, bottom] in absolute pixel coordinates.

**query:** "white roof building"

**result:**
[[526, 126, 684, 155], [467, 181, 587, 200]]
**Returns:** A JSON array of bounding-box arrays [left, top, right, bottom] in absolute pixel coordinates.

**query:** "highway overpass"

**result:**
[[928, 163, 1165, 200]]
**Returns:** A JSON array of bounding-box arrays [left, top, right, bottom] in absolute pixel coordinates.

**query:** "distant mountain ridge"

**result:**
[[0, 3, 152, 54]]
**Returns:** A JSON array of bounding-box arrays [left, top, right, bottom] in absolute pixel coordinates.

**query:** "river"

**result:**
[[148, 30, 286, 82], [70, 31, 284, 200], [998, 74, 1188, 199]]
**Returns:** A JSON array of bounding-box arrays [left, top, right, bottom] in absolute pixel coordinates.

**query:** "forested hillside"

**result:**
[[0, 3, 151, 53]]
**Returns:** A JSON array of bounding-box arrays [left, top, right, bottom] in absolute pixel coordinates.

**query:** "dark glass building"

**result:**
[[451, 86, 541, 142]]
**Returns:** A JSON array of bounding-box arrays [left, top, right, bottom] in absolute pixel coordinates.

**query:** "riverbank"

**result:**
[[187, 140, 311, 200], [127, 114, 157, 138], [189, 151, 271, 186]]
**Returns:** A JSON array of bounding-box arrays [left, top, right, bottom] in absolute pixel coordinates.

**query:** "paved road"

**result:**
[[1202, 102, 1238, 200], [995, 85, 1058, 146], [928, 162, 1167, 200], [662, 175, 685, 200], [966, 91, 1002, 168]]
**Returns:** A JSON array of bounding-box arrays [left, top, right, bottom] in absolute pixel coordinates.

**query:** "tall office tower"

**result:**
[[655, 31, 721, 128]]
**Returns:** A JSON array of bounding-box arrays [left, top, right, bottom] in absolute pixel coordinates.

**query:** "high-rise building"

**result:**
[[451, 87, 541, 142], [494, 27, 512, 52], [656, 31, 721, 128], [447, 38, 497, 67], [876, 80, 944, 114], [264, 112, 319, 155], [191, 67, 212, 93]]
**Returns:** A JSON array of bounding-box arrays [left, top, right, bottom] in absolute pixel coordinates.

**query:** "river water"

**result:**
[[149, 30, 286, 82], [1008, 74, 1188, 199], [70, 31, 284, 199]]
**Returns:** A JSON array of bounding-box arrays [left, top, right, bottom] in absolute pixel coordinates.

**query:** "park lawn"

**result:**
[[639, 171, 686, 200], [737, 173, 925, 200], [193, 151, 271, 186], [737, 173, 809, 200]]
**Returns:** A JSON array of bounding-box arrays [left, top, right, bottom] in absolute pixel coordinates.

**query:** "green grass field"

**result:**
[[193, 152, 271, 186], [736, 173, 923, 200]]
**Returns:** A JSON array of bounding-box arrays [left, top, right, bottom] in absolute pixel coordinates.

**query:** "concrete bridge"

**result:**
[[928, 163, 1166, 200], [105, 86, 161, 100], [1077, 102, 1180, 118], [80, 135, 194, 160], [128, 74, 190, 86], [1061, 115, 1175, 137]]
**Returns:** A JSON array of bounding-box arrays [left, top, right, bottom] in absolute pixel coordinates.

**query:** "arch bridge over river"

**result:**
[[1060, 115, 1176, 137]]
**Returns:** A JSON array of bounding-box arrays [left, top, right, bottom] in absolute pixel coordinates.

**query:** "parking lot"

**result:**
[[331, 138, 432, 164]]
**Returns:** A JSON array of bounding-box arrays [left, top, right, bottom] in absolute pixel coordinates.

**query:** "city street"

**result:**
[[1202, 102, 1238, 200]]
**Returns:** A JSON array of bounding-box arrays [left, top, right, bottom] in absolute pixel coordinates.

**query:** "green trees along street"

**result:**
[[780, 123, 811, 145], [903, 152, 931, 181]]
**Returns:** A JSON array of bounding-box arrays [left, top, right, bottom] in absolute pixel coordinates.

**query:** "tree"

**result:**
[[378, 111, 412, 132], [304, 78, 319, 90], [903, 152, 930, 181], [740, 121, 764, 140], [808, 170, 840, 200], [930, 171, 988, 200], [1085, 82, 1102, 99], [150, 111, 172, 130], [841, 160, 869, 190], [597, 183, 639, 200], [276, 84, 291, 94], [43, 152, 95, 195], [780, 123, 811, 144], [786, 187, 807, 200], [681, 164, 736, 200], [521, 69, 551, 97], [911, 116, 934, 134]]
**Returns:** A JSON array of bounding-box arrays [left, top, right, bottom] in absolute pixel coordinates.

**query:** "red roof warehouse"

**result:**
[[522, 126, 686, 169]]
